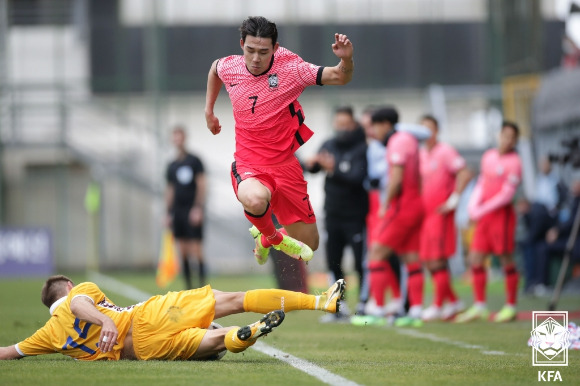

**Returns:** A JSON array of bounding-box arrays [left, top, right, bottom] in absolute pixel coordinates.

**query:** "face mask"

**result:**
[[335, 129, 357, 144]]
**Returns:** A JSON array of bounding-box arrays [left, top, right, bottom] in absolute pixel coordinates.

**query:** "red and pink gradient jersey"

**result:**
[[216, 47, 323, 165], [479, 148, 522, 202], [420, 142, 466, 213], [387, 131, 421, 205]]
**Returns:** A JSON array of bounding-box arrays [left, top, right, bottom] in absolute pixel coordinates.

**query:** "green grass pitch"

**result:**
[[0, 272, 578, 385]]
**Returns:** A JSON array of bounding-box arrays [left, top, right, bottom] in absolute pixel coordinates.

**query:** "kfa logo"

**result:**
[[268, 73, 279, 90], [530, 311, 570, 366], [538, 371, 562, 382]]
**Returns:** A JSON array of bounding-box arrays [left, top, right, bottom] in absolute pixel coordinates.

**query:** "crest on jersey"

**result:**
[[268, 73, 279, 89]]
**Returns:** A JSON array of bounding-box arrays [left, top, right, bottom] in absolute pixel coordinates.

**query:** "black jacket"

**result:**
[[307, 127, 368, 220]]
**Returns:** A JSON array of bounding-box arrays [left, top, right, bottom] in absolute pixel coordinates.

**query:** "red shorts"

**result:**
[[366, 190, 381, 246], [374, 199, 424, 254], [420, 211, 456, 260], [470, 206, 516, 255], [231, 156, 316, 225]]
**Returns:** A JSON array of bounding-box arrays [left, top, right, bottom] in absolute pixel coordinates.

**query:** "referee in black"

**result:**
[[165, 126, 207, 289]]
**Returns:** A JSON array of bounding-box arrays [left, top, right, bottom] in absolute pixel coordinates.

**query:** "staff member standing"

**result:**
[[166, 126, 207, 289]]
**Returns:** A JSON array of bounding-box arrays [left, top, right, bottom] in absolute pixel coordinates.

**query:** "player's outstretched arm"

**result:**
[[205, 59, 223, 135], [321, 33, 354, 86], [70, 296, 118, 353], [0, 345, 22, 360]]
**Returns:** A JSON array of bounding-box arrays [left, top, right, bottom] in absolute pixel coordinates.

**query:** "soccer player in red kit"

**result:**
[[204, 16, 354, 265], [419, 115, 472, 321], [456, 121, 522, 323], [366, 108, 425, 327]]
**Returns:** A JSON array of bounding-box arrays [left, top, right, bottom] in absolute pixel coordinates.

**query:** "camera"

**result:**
[[548, 137, 580, 168]]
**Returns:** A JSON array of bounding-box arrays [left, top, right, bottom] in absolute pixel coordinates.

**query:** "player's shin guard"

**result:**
[[504, 264, 519, 305], [407, 263, 424, 307], [243, 289, 315, 314], [368, 260, 390, 306], [224, 327, 253, 353], [244, 203, 283, 246], [472, 266, 487, 303]]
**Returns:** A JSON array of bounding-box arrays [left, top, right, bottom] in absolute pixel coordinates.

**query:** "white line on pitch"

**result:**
[[91, 272, 361, 385], [397, 328, 509, 355], [252, 341, 362, 386]]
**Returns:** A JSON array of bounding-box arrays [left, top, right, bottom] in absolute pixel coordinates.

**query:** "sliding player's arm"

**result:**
[[0, 345, 22, 360], [205, 59, 224, 135], [70, 296, 118, 353]]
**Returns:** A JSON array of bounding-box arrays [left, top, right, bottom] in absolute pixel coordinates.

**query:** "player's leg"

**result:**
[[283, 222, 319, 252], [223, 310, 286, 354], [455, 250, 489, 322], [493, 253, 518, 322], [189, 327, 234, 360], [212, 280, 346, 319], [348, 219, 368, 314], [367, 242, 394, 309], [394, 251, 424, 327], [177, 238, 193, 289], [189, 239, 206, 286]]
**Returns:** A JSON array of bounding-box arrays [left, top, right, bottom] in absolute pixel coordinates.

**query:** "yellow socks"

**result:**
[[243, 289, 320, 314], [224, 327, 255, 353]]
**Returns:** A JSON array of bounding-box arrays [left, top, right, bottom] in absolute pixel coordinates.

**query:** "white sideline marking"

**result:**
[[252, 341, 362, 386], [91, 272, 361, 386], [397, 329, 507, 355]]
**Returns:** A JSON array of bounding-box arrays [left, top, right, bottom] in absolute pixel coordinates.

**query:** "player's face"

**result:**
[[334, 112, 356, 133], [372, 121, 390, 142], [421, 119, 438, 145], [241, 35, 279, 75], [498, 126, 518, 154], [172, 130, 186, 149]]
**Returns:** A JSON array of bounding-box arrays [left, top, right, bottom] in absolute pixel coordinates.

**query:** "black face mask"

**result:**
[[335, 129, 359, 144]]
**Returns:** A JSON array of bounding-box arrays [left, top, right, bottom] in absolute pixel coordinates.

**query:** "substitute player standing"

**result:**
[[205, 16, 354, 265], [365, 107, 425, 327], [419, 115, 472, 321], [456, 121, 522, 323]]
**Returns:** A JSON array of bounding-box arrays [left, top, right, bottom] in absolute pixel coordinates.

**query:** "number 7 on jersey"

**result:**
[[249, 96, 258, 114]]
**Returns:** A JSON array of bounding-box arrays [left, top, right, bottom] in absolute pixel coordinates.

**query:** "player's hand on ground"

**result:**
[[332, 33, 353, 60], [99, 319, 118, 353], [205, 112, 222, 135], [189, 206, 203, 226]]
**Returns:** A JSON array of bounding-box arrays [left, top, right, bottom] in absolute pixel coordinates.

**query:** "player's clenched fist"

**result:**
[[205, 112, 222, 135]]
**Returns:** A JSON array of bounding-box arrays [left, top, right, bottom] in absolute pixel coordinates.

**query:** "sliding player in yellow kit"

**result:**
[[0, 275, 345, 361]]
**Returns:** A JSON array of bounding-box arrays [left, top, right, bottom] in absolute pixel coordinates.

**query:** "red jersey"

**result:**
[[479, 148, 522, 202], [420, 142, 466, 213], [387, 131, 421, 206], [216, 47, 323, 165]]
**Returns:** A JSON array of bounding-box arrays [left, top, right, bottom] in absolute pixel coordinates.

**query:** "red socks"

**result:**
[[244, 203, 283, 246], [472, 266, 487, 303], [406, 262, 424, 308], [504, 264, 519, 305], [432, 268, 457, 306], [368, 260, 391, 306]]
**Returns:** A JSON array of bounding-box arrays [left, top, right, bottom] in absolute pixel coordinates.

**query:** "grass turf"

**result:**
[[0, 271, 578, 386]]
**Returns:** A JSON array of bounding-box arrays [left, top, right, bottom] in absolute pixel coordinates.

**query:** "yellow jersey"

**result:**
[[16, 282, 142, 361]]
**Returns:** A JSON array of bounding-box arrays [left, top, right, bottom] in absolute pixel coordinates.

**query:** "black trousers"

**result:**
[[324, 215, 367, 303]]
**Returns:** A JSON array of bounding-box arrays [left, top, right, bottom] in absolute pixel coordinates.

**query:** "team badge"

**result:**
[[268, 73, 279, 89]]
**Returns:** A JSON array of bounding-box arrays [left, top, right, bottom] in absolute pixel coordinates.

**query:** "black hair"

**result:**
[[334, 106, 354, 117], [502, 120, 520, 137], [421, 114, 439, 128], [239, 16, 278, 46], [371, 106, 399, 125]]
